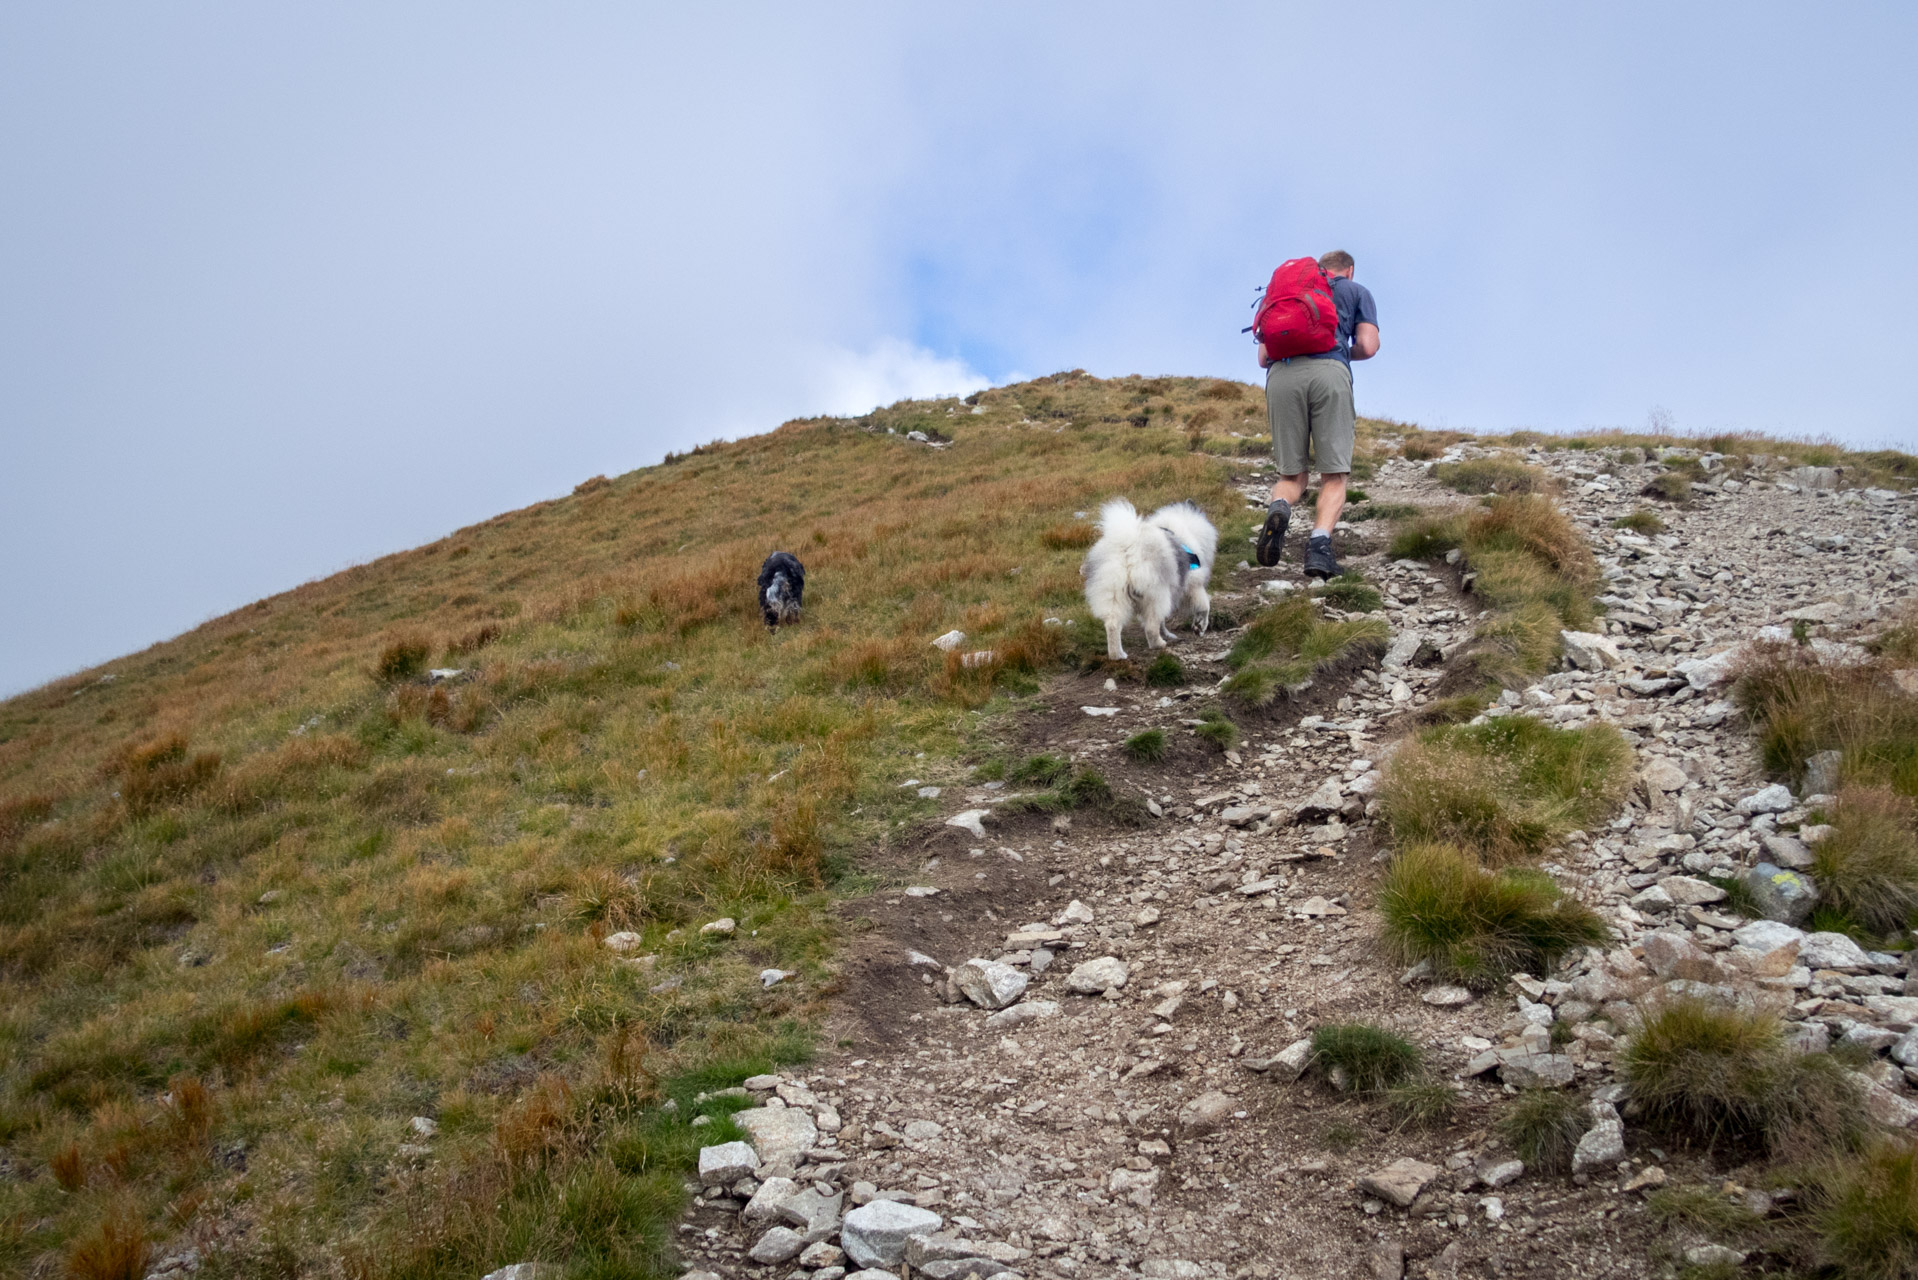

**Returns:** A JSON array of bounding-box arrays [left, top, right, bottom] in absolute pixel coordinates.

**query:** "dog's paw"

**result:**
[[1195, 612, 1211, 635]]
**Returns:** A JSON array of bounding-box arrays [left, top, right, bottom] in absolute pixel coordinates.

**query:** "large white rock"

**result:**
[[1639, 758, 1689, 794], [1293, 777, 1346, 820], [697, 1140, 759, 1184], [1676, 648, 1740, 690], [984, 1000, 1059, 1030], [1177, 1090, 1235, 1136], [1572, 1101, 1626, 1173], [742, 1176, 801, 1226], [1660, 875, 1727, 907], [1358, 1158, 1439, 1208], [1800, 931, 1871, 971], [840, 1199, 944, 1268], [1732, 920, 1805, 951], [945, 809, 991, 839], [1066, 956, 1130, 994], [733, 1106, 818, 1170], [749, 1227, 808, 1264], [1736, 784, 1795, 815], [1383, 630, 1424, 670], [1560, 630, 1622, 671], [954, 959, 1029, 1010]]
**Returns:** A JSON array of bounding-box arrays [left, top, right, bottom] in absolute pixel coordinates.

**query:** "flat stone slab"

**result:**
[[734, 1106, 819, 1170], [1358, 1157, 1440, 1208], [840, 1199, 944, 1268], [697, 1140, 759, 1184]]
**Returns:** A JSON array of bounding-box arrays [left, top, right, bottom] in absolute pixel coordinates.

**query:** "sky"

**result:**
[[4, 2, 1916, 696]]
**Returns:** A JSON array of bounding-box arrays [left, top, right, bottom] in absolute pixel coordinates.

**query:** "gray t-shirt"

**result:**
[[1302, 276, 1378, 368]]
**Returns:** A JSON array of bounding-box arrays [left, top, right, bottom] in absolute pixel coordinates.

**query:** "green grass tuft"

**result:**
[[1380, 717, 1635, 863], [1613, 508, 1667, 535], [1644, 470, 1693, 503], [1384, 1080, 1458, 1131], [1807, 1138, 1918, 1280], [1379, 844, 1610, 988], [1223, 596, 1387, 707], [1193, 708, 1239, 752], [1619, 1000, 1866, 1155], [1144, 652, 1186, 687], [1312, 573, 1384, 613], [1123, 729, 1167, 764], [1309, 1023, 1422, 1094], [1809, 787, 1918, 935], [1433, 456, 1553, 495], [1388, 515, 1465, 561], [1495, 1088, 1590, 1174]]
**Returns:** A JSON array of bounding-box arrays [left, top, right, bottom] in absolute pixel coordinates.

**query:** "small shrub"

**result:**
[[1124, 729, 1168, 763], [1313, 573, 1384, 613], [376, 634, 432, 683], [1809, 1138, 1918, 1280], [1647, 1184, 1766, 1236], [1811, 787, 1918, 935], [1199, 381, 1243, 400], [1379, 844, 1611, 988], [1870, 603, 1918, 665], [1309, 1023, 1421, 1093], [1144, 652, 1186, 687], [1194, 709, 1238, 753], [1644, 471, 1693, 503], [1613, 508, 1666, 535], [1496, 1089, 1590, 1174], [1619, 1000, 1865, 1154], [1380, 718, 1634, 862], [1434, 457, 1551, 495]]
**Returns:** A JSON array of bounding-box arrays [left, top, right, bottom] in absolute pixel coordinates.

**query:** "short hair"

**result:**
[[1318, 250, 1355, 274]]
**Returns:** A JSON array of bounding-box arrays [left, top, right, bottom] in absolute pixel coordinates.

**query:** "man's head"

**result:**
[[1318, 250, 1356, 278]]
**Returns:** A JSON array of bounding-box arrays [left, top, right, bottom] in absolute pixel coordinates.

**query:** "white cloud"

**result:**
[[800, 338, 990, 418]]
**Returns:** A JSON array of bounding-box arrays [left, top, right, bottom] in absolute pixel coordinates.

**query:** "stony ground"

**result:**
[[664, 447, 1918, 1280]]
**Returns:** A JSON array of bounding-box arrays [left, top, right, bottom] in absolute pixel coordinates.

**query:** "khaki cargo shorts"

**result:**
[[1265, 356, 1354, 476]]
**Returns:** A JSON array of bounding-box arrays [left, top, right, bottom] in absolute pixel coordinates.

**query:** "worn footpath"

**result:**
[[656, 448, 1918, 1280]]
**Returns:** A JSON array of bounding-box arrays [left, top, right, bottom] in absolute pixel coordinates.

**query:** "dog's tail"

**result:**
[[1096, 497, 1142, 541]]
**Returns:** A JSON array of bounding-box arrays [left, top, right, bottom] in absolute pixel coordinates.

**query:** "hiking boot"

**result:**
[[1303, 537, 1343, 580], [1255, 498, 1291, 567]]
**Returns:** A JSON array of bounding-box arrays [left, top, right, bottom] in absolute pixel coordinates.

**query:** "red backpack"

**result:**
[[1250, 257, 1339, 360]]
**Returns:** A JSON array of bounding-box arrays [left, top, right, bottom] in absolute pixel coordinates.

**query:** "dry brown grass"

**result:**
[[1811, 787, 1918, 936], [63, 1208, 149, 1280]]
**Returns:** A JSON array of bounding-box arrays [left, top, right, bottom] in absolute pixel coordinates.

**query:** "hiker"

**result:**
[[1252, 249, 1379, 579]]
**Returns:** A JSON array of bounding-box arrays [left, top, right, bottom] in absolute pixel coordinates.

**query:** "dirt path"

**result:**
[[669, 448, 1918, 1280]]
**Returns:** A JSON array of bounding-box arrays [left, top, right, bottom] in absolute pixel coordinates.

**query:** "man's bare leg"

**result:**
[[1314, 473, 1348, 532]]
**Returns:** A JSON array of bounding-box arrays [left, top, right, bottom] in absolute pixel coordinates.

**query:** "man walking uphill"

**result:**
[[1254, 249, 1379, 579]]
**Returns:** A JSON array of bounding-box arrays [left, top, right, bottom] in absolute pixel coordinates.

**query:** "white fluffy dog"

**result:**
[[1082, 499, 1217, 661]]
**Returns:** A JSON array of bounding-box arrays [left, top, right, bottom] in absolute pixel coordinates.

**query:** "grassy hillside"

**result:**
[[0, 373, 1279, 1278], [1, 370, 1906, 1279]]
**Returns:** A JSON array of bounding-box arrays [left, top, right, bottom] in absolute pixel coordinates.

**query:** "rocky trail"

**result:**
[[661, 448, 1918, 1280]]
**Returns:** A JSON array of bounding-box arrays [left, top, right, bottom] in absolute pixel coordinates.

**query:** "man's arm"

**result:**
[[1350, 322, 1380, 361]]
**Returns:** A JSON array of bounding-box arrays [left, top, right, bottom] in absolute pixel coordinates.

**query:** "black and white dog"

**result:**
[[758, 551, 806, 628]]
